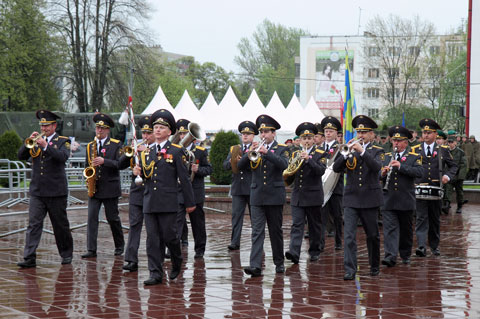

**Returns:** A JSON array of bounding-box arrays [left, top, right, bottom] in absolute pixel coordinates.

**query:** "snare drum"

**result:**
[[415, 185, 444, 200]]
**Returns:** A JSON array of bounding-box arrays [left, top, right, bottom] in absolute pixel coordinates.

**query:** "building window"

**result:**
[[408, 46, 420, 56], [387, 88, 401, 99], [387, 68, 399, 79], [367, 108, 379, 118], [427, 88, 440, 99], [407, 88, 418, 98], [294, 83, 300, 97], [368, 47, 379, 56], [430, 46, 440, 55], [295, 63, 300, 78], [368, 68, 379, 78], [407, 67, 419, 78], [428, 67, 441, 78], [367, 88, 380, 98], [389, 47, 400, 57]]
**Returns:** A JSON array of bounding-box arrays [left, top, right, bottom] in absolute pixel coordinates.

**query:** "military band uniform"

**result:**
[[239, 115, 288, 276], [444, 140, 468, 213], [223, 121, 257, 250], [177, 144, 212, 258], [319, 116, 344, 251], [332, 115, 384, 279], [285, 123, 326, 263], [412, 119, 457, 257], [117, 116, 153, 270], [84, 135, 125, 255], [17, 110, 73, 267], [141, 110, 195, 283], [381, 126, 424, 266]]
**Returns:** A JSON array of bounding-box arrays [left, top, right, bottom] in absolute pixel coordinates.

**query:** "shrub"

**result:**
[[209, 130, 239, 185], [0, 130, 23, 187]]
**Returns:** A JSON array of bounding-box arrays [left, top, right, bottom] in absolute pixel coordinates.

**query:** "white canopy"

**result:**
[[264, 91, 287, 130], [217, 87, 244, 131], [141, 86, 177, 116], [283, 94, 307, 132], [242, 89, 266, 123], [174, 90, 203, 124], [198, 92, 220, 132], [304, 96, 326, 124]]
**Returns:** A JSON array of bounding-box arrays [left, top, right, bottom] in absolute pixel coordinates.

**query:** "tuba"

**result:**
[[282, 145, 307, 186], [83, 137, 97, 197], [169, 122, 206, 180]]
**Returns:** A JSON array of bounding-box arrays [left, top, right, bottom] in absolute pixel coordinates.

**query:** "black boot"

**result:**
[[456, 204, 462, 214], [442, 201, 450, 215]]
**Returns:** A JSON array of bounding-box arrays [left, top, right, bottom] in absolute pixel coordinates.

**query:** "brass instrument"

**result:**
[[123, 140, 147, 158], [248, 138, 266, 162], [83, 137, 97, 197], [169, 122, 206, 180], [383, 147, 398, 190], [25, 132, 45, 149], [230, 145, 242, 174], [339, 138, 364, 158], [283, 145, 308, 186]]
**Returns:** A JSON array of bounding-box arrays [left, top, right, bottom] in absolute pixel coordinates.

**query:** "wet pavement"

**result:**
[[0, 202, 479, 318]]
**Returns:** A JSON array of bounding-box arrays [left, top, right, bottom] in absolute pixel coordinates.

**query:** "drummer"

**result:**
[[411, 119, 457, 257]]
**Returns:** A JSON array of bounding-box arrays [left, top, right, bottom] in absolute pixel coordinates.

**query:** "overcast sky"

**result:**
[[146, 0, 468, 73]]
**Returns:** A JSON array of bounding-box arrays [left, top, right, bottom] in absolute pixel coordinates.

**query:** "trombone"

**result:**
[[248, 138, 266, 162], [25, 132, 45, 149], [123, 140, 148, 158]]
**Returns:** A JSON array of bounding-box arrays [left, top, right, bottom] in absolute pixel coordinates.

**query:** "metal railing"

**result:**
[[0, 159, 133, 208]]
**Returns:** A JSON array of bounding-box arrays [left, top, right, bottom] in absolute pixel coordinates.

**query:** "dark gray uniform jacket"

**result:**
[[382, 148, 424, 211], [18, 133, 70, 197], [333, 143, 384, 208], [237, 141, 289, 206], [223, 144, 252, 196], [411, 143, 457, 186], [290, 146, 326, 207]]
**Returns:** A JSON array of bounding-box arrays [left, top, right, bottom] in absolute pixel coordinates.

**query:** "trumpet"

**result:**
[[123, 140, 148, 157], [248, 138, 266, 162], [339, 138, 364, 157], [25, 132, 45, 149]]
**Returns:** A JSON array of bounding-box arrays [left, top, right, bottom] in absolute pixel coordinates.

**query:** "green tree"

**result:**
[[209, 131, 239, 185], [0, 130, 23, 187], [235, 19, 308, 102], [189, 62, 233, 105], [0, 0, 61, 111], [48, 0, 151, 112]]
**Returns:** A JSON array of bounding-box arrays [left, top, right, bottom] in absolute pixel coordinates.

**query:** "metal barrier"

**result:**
[[0, 160, 133, 208]]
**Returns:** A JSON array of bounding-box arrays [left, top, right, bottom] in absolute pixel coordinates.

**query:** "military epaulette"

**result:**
[[171, 143, 182, 148], [277, 144, 287, 147], [110, 138, 120, 144], [58, 136, 68, 139], [371, 145, 383, 149], [386, 152, 392, 156], [315, 149, 325, 154], [409, 152, 419, 156], [441, 145, 448, 149], [411, 144, 420, 150], [196, 146, 206, 151]]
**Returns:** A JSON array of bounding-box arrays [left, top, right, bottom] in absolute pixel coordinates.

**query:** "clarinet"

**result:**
[[383, 147, 398, 190]]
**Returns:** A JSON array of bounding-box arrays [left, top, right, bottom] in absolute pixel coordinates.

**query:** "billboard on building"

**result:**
[[315, 50, 354, 111]]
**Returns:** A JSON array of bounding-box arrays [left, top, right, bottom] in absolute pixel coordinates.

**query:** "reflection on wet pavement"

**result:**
[[1, 203, 479, 318]]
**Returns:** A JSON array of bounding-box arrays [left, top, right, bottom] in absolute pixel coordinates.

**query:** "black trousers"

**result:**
[[144, 212, 181, 280], [320, 194, 343, 248], [124, 203, 144, 263], [383, 210, 413, 262], [23, 195, 73, 260], [177, 203, 206, 254], [415, 199, 441, 250], [87, 197, 124, 252]]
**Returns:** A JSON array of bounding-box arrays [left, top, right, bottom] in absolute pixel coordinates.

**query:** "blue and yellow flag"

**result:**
[[343, 53, 356, 143]]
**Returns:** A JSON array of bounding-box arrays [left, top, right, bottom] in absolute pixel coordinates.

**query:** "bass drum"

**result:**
[[322, 167, 340, 207], [415, 185, 444, 200]]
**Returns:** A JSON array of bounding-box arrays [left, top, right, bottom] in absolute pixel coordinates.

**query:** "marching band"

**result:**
[[17, 110, 460, 285]]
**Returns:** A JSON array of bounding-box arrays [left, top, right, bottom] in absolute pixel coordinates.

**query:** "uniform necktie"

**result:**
[[396, 153, 400, 161], [98, 141, 103, 153], [266, 145, 270, 151], [243, 144, 248, 152], [157, 144, 161, 153], [427, 145, 432, 157], [326, 144, 329, 152]]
